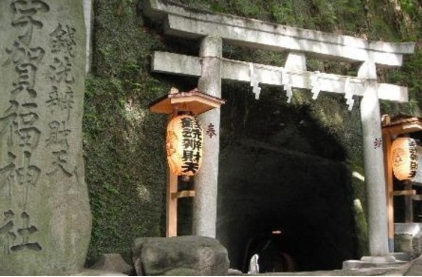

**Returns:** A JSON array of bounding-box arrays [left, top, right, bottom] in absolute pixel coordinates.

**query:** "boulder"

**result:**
[[405, 254, 422, 276], [90, 253, 134, 275], [132, 236, 229, 276], [395, 223, 422, 260]]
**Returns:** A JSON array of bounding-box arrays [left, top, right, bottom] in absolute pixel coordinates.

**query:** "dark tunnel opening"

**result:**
[[214, 84, 363, 273], [216, 141, 359, 273]]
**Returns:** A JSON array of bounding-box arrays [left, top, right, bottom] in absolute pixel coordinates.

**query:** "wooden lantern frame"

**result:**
[[382, 114, 422, 251], [149, 87, 225, 115], [149, 88, 225, 237]]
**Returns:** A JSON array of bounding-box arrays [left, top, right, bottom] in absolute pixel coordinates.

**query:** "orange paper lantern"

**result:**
[[166, 114, 203, 176], [391, 137, 418, 181]]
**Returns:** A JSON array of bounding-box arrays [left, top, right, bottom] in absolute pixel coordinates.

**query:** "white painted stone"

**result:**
[[311, 71, 322, 100], [344, 78, 355, 111], [283, 52, 307, 103], [285, 52, 307, 71], [249, 63, 261, 100]]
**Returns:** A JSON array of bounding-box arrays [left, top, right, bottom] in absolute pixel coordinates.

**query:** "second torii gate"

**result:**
[[143, 0, 415, 262]]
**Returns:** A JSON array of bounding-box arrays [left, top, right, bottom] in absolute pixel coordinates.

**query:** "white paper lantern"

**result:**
[[166, 114, 203, 176], [391, 137, 418, 181]]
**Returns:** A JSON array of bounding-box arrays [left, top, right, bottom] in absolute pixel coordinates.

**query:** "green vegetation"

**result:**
[[83, 0, 169, 263], [84, 0, 422, 263]]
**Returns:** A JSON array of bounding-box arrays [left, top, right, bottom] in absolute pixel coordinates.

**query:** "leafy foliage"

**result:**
[[84, 0, 169, 263]]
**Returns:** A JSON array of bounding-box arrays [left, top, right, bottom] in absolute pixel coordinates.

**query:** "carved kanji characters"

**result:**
[[46, 86, 75, 120], [0, 101, 40, 149], [16, 151, 41, 190], [49, 24, 76, 57], [0, 210, 17, 255], [0, 154, 17, 203], [47, 150, 74, 177], [49, 57, 75, 84], [10, 212, 41, 252], [46, 121, 70, 149], [10, 0, 50, 46]]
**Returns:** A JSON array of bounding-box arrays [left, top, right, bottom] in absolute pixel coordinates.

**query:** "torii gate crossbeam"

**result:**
[[152, 51, 409, 104]]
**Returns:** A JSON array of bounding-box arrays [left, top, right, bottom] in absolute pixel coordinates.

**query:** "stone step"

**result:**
[[393, 252, 412, 262], [343, 256, 408, 270]]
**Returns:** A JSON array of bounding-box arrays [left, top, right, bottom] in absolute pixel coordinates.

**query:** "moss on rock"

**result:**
[[84, 0, 422, 265]]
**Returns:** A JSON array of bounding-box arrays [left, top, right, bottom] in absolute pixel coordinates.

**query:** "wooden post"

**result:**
[[151, 89, 224, 238], [166, 171, 197, 236], [404, 180, 414, 223], [166, 113, 178, 237], [383, 130, 394, 252], [382, 116, 422, 252]]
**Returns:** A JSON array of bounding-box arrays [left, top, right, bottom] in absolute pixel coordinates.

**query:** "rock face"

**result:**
[[395, 223, 422, 260], [132, 236, 230, 276], [0, 0, 91, 275], [405, 255, 422, 276]]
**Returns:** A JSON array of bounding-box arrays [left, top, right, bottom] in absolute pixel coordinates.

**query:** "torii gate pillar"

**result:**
[[192, 36, 223, 238], [358, 60, 395, 262]]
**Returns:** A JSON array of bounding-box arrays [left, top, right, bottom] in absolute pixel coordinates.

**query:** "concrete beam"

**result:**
[[152, 51, 409, 103], [143, 0, 415, 67]]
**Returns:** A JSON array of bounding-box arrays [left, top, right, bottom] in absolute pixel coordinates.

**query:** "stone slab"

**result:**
[[74, 269, 127, 276], [395, 223, 422, 235], [343, 255, 407, 270], [0, 0, 91, 275]]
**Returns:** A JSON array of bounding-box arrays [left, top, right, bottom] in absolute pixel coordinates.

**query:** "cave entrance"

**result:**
[[242, 228, 297, 273], [216, 141, 358, 273], [143, 0, 414, 265]]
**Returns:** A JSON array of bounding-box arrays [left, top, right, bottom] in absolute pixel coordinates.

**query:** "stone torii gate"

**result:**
[[142, 0, 415, 261]]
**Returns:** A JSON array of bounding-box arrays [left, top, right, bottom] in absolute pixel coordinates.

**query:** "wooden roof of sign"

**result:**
[[149, 87, 226, 115], [382, 114, 422, 135]]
